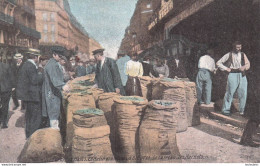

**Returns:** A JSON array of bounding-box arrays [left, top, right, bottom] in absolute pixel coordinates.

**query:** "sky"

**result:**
[[68, 0, 138, 59]]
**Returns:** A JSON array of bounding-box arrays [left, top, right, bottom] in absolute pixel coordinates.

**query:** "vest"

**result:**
[[224, 52, 246, 76]]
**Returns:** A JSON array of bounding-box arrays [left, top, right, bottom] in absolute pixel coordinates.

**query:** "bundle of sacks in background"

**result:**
[[139, 100, 182, 163], [113, 96, 148, 162], [139, 76, 157, 101], [18, 128, 64, 163], [152, 78, 200, 132], [72, 108, 115, 163]]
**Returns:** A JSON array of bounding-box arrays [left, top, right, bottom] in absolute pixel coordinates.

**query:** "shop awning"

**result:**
[[165, 0, 215, 32]]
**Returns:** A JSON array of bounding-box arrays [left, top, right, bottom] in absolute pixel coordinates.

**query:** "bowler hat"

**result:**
[[92, 49, 104, 55], [14, 53, 23, 59]]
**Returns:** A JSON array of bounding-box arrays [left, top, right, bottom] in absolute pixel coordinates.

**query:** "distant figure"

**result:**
[[0, 55, 15, 129], [86, 59, 96, 75], [196, 49, 216, 105], [59, 56, 71, 82], [141, 56, 152, 76], [16, 49, 43, 138], [75, 60, 86, 77], [217, 41, 250, 116], [168, 54, 187, 78], [125, 53, 143, 96], [93, 49, 125, 95], [150, 58, 169, 78], [38, 55, 49, 73], [12, 53, 24, 110], [116, 51, 130, 88]]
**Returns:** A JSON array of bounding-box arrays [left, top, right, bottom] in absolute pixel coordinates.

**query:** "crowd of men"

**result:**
[[0, 40, 259, 147]]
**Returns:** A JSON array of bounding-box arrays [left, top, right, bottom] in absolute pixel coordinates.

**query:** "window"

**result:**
[[43, 24, 48, 33], [43, 13, 48, 21], [147, 3, 151, 8], [51, 24, 55, 33], [51, 34, 55, 43], [43, 35, 48, 42], [50, 13, 55, 21]]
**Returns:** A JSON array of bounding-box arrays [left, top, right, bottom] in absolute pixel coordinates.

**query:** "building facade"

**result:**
[[35, 0, 97, 58], [0, 0, 40, 61], [119, 0, 161, 56], [120, 0, 260, 101]]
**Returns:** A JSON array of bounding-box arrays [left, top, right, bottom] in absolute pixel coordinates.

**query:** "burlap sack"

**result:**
[[152, 79, 188, 133], [139, 100, 181, 163], [140, 76, 154, 101], [18, 128, 64, 163], [72, 125, 115, 163], [73, 108, 106, 128], [97, 93, 120, 113], [113, 96, 148, 162], [91, 88, 104, 103], [184, 81, 200, 126]]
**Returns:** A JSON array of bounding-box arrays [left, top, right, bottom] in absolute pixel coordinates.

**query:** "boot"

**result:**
[[240, 120, 260, 147]]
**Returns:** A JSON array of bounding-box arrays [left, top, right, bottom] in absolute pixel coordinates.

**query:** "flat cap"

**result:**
[[92, 49, 104, 55]]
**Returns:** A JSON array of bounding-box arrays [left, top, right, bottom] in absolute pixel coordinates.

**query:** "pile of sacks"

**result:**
[[151, 78, 200, 132], [72, 108, 115, 163]]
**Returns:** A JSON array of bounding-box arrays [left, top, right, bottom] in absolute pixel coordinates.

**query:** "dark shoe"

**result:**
[[240, 140, 260, 147], [222, 112, 231, 116]]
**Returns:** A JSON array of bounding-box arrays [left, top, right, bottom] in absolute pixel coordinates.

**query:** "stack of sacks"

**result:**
[[113, 96, 148, 162], [152, 78, 188, 133], [139, 100, 181, 163], [72, 108, 115, 163]]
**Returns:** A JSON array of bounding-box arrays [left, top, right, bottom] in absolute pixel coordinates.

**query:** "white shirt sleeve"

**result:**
[[217, 53, 230, 71]]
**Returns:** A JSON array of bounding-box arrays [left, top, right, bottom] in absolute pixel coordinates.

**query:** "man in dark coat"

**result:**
[[0, 55, 15, 129], [12, 53, 24, 110], [16, 49, 43, 138], [42, 47, 69, 130], [93, 49, 125, 95], [168, 55, 187, 79]]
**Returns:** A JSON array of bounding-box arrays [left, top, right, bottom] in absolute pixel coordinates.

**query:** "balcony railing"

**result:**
[[21, 5, 35, 16], [14, 21, 41, 39], [6, 0, 17, 5], [0, 12, 14, 25]]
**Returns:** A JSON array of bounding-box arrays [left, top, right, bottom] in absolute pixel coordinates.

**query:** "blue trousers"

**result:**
[[222, 73, 247, 114], [196, 69, 212, 104]]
